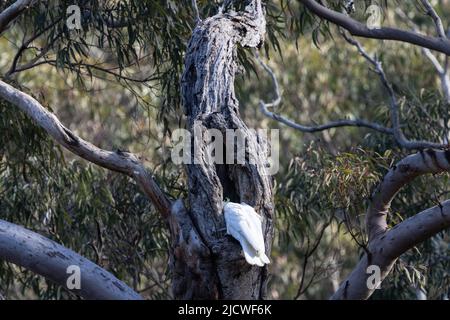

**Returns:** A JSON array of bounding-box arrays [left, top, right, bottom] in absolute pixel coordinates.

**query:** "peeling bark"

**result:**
[[169, 0, 274, 299]]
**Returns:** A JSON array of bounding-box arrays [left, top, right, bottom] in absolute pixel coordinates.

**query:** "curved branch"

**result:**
[[5, 17, 63, 78], [331, 199, 450, 300], [366, 149, 450, 240], [260, 102, 393, 134], [300, 0, 450, 55], [395, 8, 450, 104], [332, 149, 450, 300], [191, 0, 201, 23], [0, 219, 142, 300], [419, 0, 447, 39], [0, 80, 172, 218], [256, 54, 393, 135], [0, 0, 34, 34], [341, 32, 446, 149], [257, 13, 447, 148]]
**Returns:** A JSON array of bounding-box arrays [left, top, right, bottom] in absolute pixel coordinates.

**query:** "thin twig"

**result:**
[[420, 0, 447, 39], [255, 52, 393, 135], [395, 8, 450, 104], [341, 31, 446, 150], [191, 0, 201, 23]]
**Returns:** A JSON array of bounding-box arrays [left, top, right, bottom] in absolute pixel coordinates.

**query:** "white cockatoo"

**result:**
[[223, 202, 270, 267]]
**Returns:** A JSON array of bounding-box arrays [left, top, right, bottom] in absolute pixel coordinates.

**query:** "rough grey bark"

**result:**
[[0, 219, 142, 300], [168, 0, 274, 299]]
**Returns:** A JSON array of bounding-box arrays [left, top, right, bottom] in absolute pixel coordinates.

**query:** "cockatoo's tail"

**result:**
[[223, 202, 270, 267]]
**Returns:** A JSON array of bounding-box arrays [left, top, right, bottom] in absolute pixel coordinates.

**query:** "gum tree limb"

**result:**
[[0, 80, 172, 218], [331, 149, 450, 299], [0, 219, 143, 300], [300, 0, 450, 55]]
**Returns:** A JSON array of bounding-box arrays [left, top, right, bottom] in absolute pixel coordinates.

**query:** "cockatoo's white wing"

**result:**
[[242, 203, 270, 264], [224, 203, 261, 252], [242, 203, 265, 249], [223, 202, 270, 266], [239, 238, 265, 267]]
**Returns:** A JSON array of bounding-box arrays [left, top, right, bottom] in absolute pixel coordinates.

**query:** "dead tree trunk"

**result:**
[[168, 0, 274, 299]]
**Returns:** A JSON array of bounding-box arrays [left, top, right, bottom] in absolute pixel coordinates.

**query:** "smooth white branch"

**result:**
[[0, 219, 142, 300], [301, 0, 450, 55], [331, 199, 450, 299], [366, 150, 450, 240], [332, 149, 450, 299], [0, 80, 172, 218]]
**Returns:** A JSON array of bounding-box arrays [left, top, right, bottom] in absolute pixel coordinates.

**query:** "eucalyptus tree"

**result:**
[[0, 0, 280, 300], [0, 0, 449, 300]]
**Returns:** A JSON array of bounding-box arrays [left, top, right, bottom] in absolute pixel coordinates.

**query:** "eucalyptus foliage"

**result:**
[[0, 0, 449, 299]]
